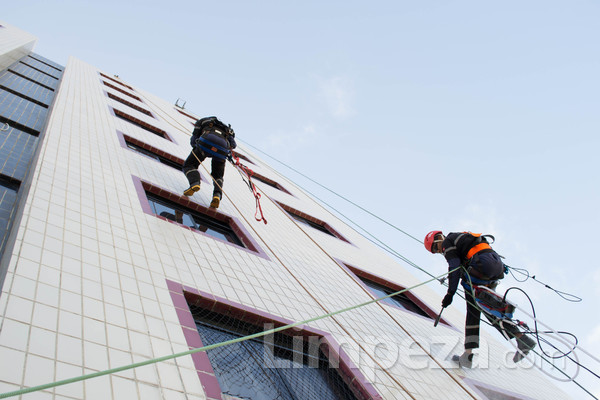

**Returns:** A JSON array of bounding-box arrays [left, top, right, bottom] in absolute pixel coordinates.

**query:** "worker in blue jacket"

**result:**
[[183, 116, 236, 209]]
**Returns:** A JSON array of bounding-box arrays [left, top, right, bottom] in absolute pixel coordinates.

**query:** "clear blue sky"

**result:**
[[3, 1, 599, 398]]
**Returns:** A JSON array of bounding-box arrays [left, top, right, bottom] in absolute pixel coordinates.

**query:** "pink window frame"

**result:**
[[166, 279, 382, 400], [131, 176, 269, 260]]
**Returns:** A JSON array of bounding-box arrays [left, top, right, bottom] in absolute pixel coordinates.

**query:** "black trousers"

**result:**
[[183, 148, 226, 197], [464, 288, 521, 349]]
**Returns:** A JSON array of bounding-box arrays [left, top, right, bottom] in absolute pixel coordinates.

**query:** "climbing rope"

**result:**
[[230, 152, 267, 224], [242, 141, 600, 398], [505, 264, 582, 302], [0, 271, 452, 399], [134, 96, 464, 398], [115, 95, 596, 399]]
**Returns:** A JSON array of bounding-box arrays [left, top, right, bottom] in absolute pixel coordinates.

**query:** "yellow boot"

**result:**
[[210, 194, 221, 209], [183, 183, 200, 196]]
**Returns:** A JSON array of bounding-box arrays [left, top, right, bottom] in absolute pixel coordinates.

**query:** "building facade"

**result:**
[[0, 22, 570, 400]]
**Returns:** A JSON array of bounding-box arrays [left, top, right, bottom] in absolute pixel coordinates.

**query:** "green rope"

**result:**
[[0, 270, 454, 398]]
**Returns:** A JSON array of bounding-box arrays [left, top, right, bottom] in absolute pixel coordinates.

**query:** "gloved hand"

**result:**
[[442, 292, 454, 308]]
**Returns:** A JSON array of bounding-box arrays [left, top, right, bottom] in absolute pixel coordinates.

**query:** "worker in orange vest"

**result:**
[[425, 231, 536, 368]]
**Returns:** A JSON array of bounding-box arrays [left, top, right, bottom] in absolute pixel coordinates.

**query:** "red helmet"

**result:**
[[424, 230, 442, 253]]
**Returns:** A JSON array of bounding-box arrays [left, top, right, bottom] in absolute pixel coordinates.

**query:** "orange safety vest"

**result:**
[[457, 232, 493, 260]]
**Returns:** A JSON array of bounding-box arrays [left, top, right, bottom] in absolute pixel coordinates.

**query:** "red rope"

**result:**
[[231, 153, 267, 224]]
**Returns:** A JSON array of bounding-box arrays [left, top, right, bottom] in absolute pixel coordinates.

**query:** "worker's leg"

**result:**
[[209, 157, 226, 208], [452, 289, 480, 368], [183, 149, 204, 196], [465, 289, 481, 350]]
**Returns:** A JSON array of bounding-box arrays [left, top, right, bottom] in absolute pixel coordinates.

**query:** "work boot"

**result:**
[[210, 193, 221, 209], [183, 183, 201, 196], [513, 335, 536, 363], [451, 352, 473, 368], [184, 170, 201, 196]]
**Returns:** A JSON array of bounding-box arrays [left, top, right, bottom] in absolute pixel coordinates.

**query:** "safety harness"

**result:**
[[192, 117, 234, 160], [195, 134, 231, 160], [452, 232, 495, 260], [455, 232, 515, 318]]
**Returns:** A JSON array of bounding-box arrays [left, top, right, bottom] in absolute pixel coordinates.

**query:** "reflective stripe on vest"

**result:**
[[466, 242, 492, 260]]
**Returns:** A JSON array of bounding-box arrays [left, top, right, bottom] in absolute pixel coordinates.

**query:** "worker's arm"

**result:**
[[442, 257, 461, 307]]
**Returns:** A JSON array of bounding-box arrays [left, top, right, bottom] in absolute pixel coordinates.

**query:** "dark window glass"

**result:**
[[126, 142, 182, 170], [0, 125, 37, 181], [0, 184, 18, 250], [474, 385, 523, 400], [175, 108, 197, 120], [190, 308, 359, 400], [360, 278, 430, 318], [146, 194, 243, 247], [21, 57, 62, 79], [0, 72, 53, 106], [99, 73, 133, 90], [232, 151, 254, 165], [289, 212, 334, 236], [28, 54, 63, 72], [18, 61, 60, 81], [0, 90, 47, 134], [9, 63, 59, 90], [127, 142, 160, 161], [102, 80, 141, 101], [113, 109, 168, 139], [107, 92, 153, 117], [253, 174, 284, 191]]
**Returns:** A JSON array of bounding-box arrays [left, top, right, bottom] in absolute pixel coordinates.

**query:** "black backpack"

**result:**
[[198, 116, 232, 134]]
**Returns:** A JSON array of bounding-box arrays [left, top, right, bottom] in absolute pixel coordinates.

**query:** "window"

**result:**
[[192, 310, 359, 400], [28, 55, 63, 73], [101, 80, 142, 101], [9, 63, 59, 90], [0, 174, 20, 192], [99, 72, 134, 90], [251, 172, 291, 194], [112, 108, 171, 141], [133, 178, 268, 258], [0, 83, 48, 109], [167, 283, 378, 400], [232, 150, 254, 165], [1, 82, 49, 135], [18, 61, 60, 80], [0, 183, 18, 249], [292, 213, 332, 234], [360, 278, 430, 318], [107, 92, 153, 118], [147, 193, 243, 246], [475, 386, 523, 400], [117, 131, 184, 170], [464, 378, 532, 400], [175, 108, 197, 120], [0, 117, 40, 137], [0, 125, 36, 181], [277, 202, 350, 243], [5, 69, 54, 92], [344, 263, 445, 323]]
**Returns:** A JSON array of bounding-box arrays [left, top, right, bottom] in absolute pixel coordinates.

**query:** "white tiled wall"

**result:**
[[0, 21, 36, 71], [0, 54, 571, 400]]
